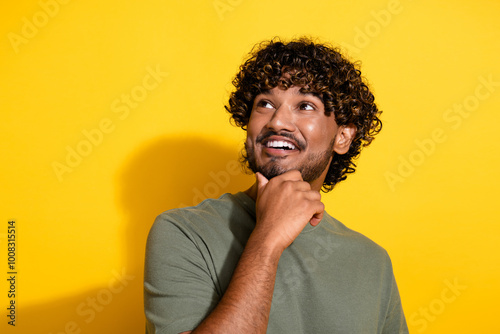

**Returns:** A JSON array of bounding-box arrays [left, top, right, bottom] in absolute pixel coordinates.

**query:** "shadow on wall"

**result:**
[[16, 136, 252, 334]]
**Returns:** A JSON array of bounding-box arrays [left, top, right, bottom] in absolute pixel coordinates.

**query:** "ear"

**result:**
[[333, 124, 357, 155]]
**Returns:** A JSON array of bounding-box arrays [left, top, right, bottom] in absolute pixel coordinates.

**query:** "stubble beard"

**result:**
[[244, 138, 335, 183]]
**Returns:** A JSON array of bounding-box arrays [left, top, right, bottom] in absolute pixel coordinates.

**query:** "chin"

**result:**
[[258, 161, 297, 180]]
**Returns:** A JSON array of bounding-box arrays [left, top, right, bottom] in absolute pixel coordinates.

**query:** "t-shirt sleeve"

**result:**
[[382, 272, 409, 334], [144, 213, 220, 334]]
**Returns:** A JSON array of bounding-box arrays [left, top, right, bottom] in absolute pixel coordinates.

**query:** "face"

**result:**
[[245, 85, 350, 189]]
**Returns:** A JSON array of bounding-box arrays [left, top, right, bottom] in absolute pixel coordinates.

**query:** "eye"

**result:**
[[256, 100, 274, 109], [299, 102, 315, 111]]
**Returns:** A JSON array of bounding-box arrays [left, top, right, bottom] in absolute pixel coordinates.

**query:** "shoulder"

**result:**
[[153, 193, 236, 228], [149, 192, 255, 244], [320, 212, 392, 266]]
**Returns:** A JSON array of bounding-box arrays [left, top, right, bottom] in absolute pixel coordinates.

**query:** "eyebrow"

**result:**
[[259, 88, 320, 97], [258, 88, 324, 103]]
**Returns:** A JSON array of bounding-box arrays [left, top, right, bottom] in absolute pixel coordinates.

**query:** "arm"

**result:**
[[191, 170, 324, 334]]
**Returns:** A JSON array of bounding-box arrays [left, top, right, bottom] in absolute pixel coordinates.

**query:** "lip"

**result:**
[[262, 146, 299, 157]]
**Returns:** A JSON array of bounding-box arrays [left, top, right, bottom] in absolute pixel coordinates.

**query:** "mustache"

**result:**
[[256, 130, 306, 150]]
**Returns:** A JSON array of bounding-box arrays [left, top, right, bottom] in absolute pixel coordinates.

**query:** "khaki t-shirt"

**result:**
[[144, 192, 408, 333]]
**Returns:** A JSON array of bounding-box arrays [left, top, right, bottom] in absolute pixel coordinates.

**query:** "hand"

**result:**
[[253, 170, 324, 252]]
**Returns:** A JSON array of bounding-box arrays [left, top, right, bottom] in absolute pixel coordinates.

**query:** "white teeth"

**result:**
[[266, 140, 296, 150]]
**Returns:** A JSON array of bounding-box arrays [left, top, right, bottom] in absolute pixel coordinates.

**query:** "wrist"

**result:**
[[246, 228, 286, 261]]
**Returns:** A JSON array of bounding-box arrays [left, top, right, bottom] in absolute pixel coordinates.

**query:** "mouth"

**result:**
[[261, 136, 301, 156], [265, 140, 297, 150]]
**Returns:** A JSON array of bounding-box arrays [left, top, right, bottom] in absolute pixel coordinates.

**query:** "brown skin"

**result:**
[[183, 87, 356, 334]]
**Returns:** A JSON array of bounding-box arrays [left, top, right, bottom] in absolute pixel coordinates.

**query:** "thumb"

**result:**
[[256, 172, 269, 192]]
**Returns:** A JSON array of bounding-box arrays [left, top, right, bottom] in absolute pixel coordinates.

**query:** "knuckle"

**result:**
[[282, 180, 292, 189]]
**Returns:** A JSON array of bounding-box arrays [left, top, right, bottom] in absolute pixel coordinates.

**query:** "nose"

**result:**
[[265, 104, 296, 132]]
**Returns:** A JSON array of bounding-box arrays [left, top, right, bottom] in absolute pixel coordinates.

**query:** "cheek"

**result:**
[[319, 117, 339, 135], [303, 122, 317, 134], [245, 125, 257, 144], [299, 119, 328, 138], [245, 121, 260, 147], [246, 114, 267, 138], [245, 134, 253, 150], [299, 118, 338, 146]]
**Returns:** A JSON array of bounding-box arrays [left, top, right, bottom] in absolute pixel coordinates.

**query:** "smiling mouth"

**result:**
[[256, 131, 305, 156], [265, 140, 297, 150]]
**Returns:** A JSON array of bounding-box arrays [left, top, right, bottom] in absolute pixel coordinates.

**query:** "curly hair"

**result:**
[[225, 37, 382, 192]]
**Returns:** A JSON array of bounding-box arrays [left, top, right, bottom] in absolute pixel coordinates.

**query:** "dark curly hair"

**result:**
[[225, 37, 382, 192]]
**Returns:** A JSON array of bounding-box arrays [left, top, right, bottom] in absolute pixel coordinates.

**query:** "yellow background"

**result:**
[[1, 0, 499, 333]]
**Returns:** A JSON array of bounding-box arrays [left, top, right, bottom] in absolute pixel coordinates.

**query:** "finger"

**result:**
[[310, 216, 321, 226], [309, 212, 323, 226], [282, 179, 312, 192], [309, 202, 324, 226], [303, 189, 321, 201], [273, 169, 303, 182]]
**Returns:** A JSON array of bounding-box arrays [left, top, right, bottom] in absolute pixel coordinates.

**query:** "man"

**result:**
[[144, 37, 408, 333]]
